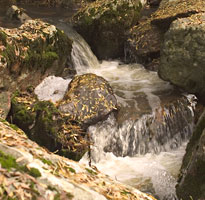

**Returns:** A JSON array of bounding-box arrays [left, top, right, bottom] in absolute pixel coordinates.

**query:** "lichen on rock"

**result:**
[[159, 13, 205, 102]]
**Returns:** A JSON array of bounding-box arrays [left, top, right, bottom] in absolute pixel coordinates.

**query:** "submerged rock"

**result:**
[[59, 73, 117, 128], [176, 109, 205, 200], [159, 13, 205, 102], [0, 118, 157, 200], [72, 0, 143, 59]]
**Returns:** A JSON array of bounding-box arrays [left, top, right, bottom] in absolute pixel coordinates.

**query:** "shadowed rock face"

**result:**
[[176, 110, 205, 200], [159, 13, 205, 102], [59, 73, 118, 128], [10, 91, 89, 161], [72, 0, 143, 59]]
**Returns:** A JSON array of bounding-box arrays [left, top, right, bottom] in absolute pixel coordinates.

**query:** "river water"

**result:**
[[0, 5, 197, 200]]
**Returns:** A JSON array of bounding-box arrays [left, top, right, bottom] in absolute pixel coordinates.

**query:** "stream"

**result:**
[[0, 5, 197, 200]]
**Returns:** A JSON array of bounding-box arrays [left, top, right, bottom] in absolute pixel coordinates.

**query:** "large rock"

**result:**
[[59, 73, 117, 127], [0, 18, 74, 93], [126, 18, 163, 70], [151, 0, 205, 30], [176, 109, 205, 200], [10, 91, 88, 161], [0, 119, 157, 200], [72, 0, 143, 59], [126, 0, 205, 71], [159, 13, 205, 102]]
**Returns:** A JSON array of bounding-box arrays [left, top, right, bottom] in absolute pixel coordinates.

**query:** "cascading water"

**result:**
[[34, 23, 196, 200]]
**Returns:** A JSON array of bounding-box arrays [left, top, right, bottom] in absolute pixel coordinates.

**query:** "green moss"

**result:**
[[66, 192, 74, 199], [0, 150, 41, 178], [11, 97, 35, 133], [38, 157, 53, 166], [0, 150, 19, 171], [28, 167, 41, 178], [68, 167, 76, 173], [121, 190, 131, 195], [54, 192, 73, 200], [1, 43, 17, 68], [0, 31, 7, 46], [85, 168, 97, 175]]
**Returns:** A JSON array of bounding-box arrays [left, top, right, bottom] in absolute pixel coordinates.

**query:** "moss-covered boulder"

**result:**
[[159, 13, 205, 102], [176, 109, 205, 200], [72, 0, 143, 59], [58, 73, 117, 128], [9, 91, 88, 161], [0, 18, 74, 92]]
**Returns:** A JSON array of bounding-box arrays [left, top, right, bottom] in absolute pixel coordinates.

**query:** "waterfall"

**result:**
[[35, 23, 197, 200]]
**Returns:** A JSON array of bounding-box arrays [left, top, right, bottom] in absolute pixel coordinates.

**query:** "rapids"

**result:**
[[0, 5, 197, 199], [35, 23, 196, 200]]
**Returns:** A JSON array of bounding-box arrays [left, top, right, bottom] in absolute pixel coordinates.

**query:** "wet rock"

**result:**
[[0, 119, 157, 200], [72, 0, 143, 59], [176, 109, 205, 200], [159, 13, 205, 102], [59, 73, 117, 127], [10, 91, 88, 161], [6, 5, 31, 23]]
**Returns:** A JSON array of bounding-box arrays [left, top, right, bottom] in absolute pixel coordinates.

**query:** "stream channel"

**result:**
[[0, 5, 198, 200]]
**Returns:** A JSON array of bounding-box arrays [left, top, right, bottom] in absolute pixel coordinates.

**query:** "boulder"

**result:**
[[151, 0, 205, 30], [72, 0, 143, 59], [0, 18, 74, 92], [58, 73, 117, 127], [126, 0, 205, 71], [0, 119, 157, 200], [10, 91, 88, 161], [126, 18, 163, 70], [159, 13, 205, 102], [176, 109, 205, 200]]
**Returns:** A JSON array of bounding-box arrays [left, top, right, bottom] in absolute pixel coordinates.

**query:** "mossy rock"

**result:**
[[9, 91, 88, 161], [72, 0, 143, 59], [0, 19, 74, 91], [58, 73, 117, 128], [176, 110, 205, 200]]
